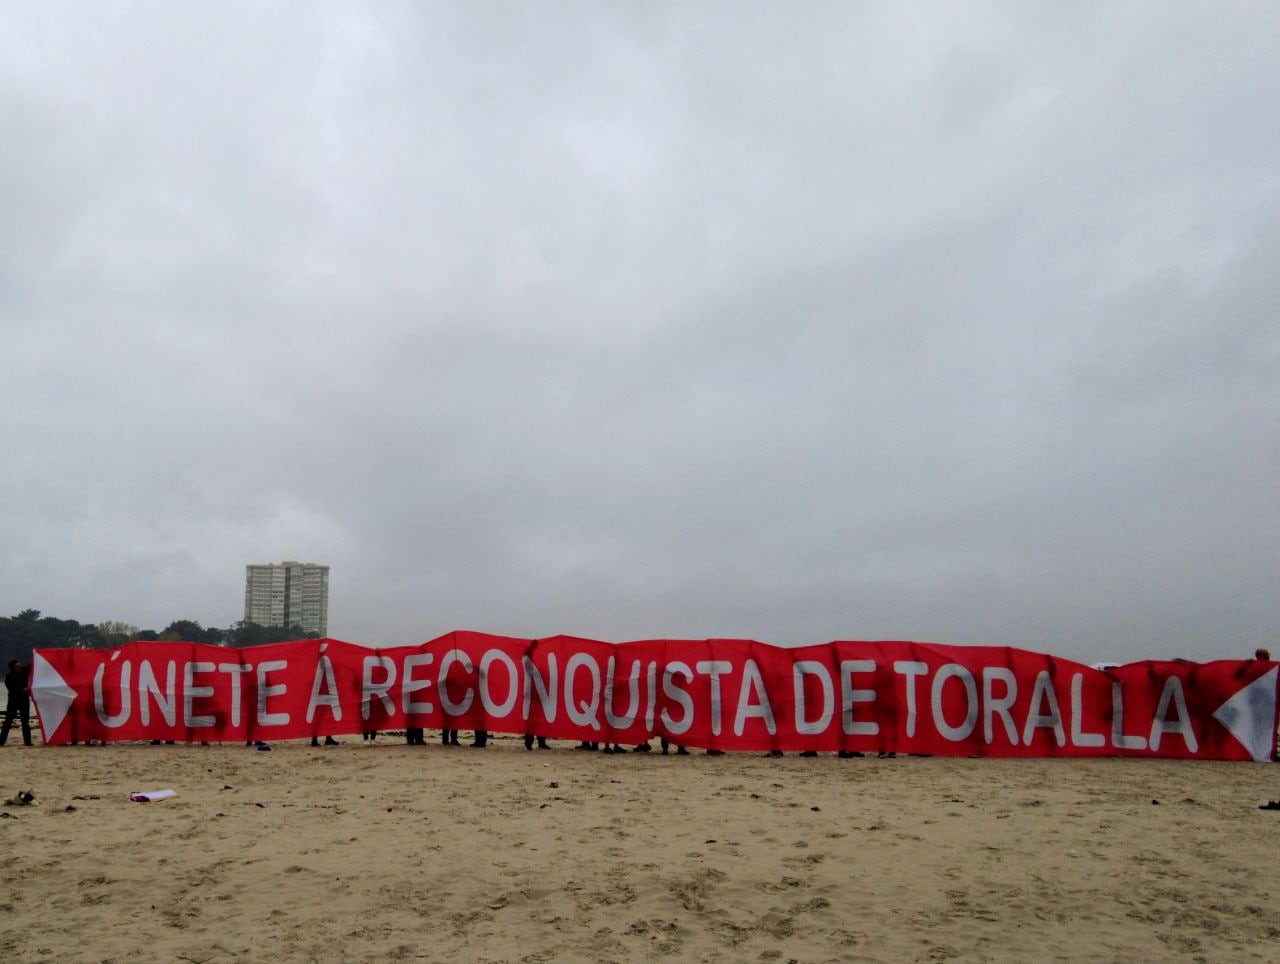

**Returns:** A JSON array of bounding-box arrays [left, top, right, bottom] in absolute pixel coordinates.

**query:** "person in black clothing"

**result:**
[[1, 659, 33, 747]]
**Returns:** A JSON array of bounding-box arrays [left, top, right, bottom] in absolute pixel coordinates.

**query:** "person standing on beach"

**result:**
[[0, 659, 33, 747]]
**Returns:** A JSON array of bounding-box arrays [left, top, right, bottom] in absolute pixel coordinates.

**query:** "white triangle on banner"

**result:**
[[1212, 666, 1278, 763], [31, 651, 79, 742]]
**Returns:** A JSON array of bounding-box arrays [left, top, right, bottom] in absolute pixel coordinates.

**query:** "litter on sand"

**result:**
[[130, 789, 177, 803]]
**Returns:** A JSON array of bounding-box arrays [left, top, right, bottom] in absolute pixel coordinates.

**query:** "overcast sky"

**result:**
[[1, 3, 1276, 663]]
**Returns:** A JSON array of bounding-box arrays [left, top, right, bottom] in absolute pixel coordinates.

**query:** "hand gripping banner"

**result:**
[[30, 634, 1279, 760]]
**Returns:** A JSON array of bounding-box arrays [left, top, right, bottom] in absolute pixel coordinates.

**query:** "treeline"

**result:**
[[0, 609, 319, 666]]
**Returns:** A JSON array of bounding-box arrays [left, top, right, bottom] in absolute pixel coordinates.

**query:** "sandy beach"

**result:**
[[1, 735, 1277, 962]]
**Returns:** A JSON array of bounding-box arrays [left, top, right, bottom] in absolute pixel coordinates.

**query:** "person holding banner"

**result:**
[[0, 659, 33, 747]]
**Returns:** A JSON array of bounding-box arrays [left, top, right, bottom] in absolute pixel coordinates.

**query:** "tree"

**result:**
[[161, 619, 207, 642], [97, 621, 140, 647], [157, 620, 229, 644], [0, 610, 102, 665], [226, 621, 317, 647]]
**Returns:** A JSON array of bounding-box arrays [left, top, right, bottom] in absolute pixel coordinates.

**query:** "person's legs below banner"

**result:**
[[0, 697, 32, 746]]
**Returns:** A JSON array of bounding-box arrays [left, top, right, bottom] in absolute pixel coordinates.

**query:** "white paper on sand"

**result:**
[[130, 789, 177, 802]]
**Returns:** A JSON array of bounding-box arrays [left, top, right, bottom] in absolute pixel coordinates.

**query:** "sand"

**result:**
[[0, 734, 1277, 962]]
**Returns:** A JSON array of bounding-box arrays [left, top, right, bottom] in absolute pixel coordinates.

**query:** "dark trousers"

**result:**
[[0, 697, 32, 746]]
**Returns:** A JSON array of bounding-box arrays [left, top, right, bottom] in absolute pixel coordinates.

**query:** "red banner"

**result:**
[[30, 634, 1278, 760]]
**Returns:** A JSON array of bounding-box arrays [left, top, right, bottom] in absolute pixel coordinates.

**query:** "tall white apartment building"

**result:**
[[244, 561, 329, 637]]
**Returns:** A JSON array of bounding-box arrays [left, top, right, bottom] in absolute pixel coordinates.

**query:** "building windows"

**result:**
[[244, 561, 329, 636]]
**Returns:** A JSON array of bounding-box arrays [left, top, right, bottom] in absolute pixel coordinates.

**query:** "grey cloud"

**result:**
[[2, 3, 1277, 663]]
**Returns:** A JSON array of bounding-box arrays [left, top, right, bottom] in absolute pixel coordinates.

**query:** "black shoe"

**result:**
[[800, 751, 818, 757], [764, 750, 783, 758], [837, 750, 864, 758], [311, 737, 320, 747], [706, 749, 724, 756], [634, 742, 652, 753], [537, 738, 550, 749], [676, 747, 689, 756], [325, 736, 339, 746]]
